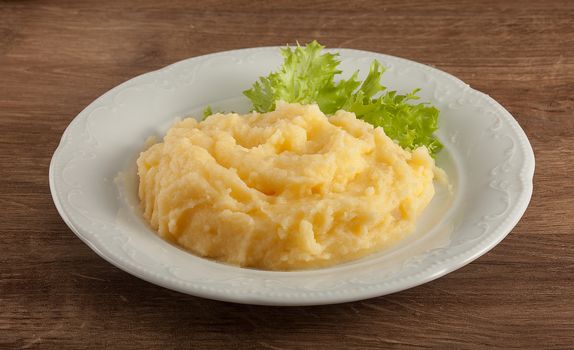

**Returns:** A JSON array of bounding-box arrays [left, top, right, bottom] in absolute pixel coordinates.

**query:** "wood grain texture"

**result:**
[[1, 0, 573, 348]]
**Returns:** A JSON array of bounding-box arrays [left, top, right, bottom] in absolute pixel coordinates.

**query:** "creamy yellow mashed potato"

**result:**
[[137, 102, 437, 270]]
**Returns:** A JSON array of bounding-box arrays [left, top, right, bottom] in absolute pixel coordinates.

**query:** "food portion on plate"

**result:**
[[138, 102, 439, 270], [137, 41, 446, 270]]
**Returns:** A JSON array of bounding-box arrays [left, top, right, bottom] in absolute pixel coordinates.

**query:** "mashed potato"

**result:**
[[137, 102, 437, 270]]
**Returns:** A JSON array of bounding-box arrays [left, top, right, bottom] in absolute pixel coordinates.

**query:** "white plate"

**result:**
[[49, 47, 534, 306]]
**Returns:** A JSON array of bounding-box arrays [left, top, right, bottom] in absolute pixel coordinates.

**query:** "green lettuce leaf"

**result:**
[[243, 40, 341, 112], [202, 105, 213, 120], [242, 41, 443, 156]]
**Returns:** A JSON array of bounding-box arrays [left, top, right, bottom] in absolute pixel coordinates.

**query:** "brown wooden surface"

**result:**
[[1, 0, 573, 348]]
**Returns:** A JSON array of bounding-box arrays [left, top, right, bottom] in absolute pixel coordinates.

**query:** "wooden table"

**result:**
[[2, 0, 573, 348]]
